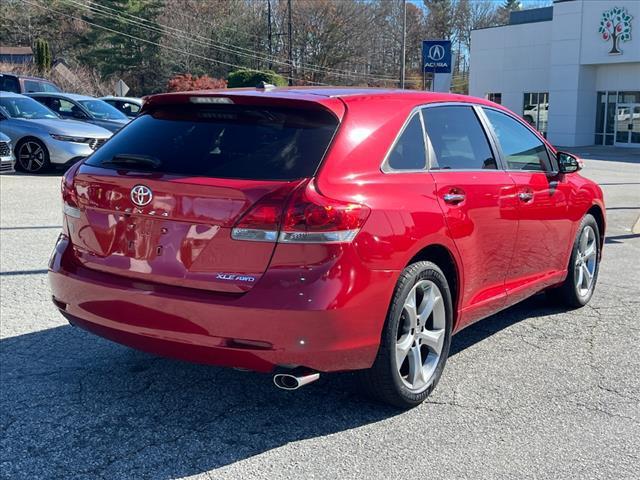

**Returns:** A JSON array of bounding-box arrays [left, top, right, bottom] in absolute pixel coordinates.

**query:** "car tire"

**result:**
[[359, 261, 453, 409], [546, 214, 600, 308], [15, 138, 50, 174]]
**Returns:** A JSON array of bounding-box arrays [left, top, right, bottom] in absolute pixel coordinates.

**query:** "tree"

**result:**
[[33, 38, 52, 74], [227, 69, 287, 88], [497, 0, 521, 24], [78, 0, 165, 95], [423, 0, 454, 39], [599, 6, 633, 55]]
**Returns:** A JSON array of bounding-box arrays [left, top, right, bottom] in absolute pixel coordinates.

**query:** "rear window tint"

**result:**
[[86, 105, 339, 180]]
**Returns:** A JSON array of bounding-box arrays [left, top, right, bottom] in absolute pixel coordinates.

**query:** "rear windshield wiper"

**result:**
[[101, 154, 161, 169]]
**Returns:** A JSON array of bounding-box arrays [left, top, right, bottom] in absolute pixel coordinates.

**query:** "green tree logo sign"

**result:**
[[599, 7, 633, 55]]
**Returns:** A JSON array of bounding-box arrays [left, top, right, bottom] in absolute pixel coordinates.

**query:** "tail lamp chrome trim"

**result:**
[[63, 203, 81, 219], [231, 227, 360, 244]]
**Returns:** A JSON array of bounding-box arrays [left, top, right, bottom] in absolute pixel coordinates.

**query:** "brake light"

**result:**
[[231, 180, 370, 244], [61, 163, 80, 216], [280, 181, 370, 243], [231, 188, 288, 242]]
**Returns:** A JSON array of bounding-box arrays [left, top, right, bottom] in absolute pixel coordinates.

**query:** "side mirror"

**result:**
[[557, 151, 582, 173]]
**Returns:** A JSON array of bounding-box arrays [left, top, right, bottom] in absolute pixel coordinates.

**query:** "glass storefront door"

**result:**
[[615, 103, 640, 146]]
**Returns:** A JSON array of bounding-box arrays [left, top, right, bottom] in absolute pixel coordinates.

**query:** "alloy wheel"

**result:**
[[18, 141, 46, 172], [574, 225, 597, 297], [396, 280, 446, 392]]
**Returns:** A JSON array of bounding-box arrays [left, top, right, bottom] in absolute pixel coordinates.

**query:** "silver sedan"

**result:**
[[0, 131, 15, 173], [0, 92, 112, 173]]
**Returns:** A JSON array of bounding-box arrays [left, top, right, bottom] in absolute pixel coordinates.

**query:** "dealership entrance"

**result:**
[[595, 91, 640, 147], [615, 103, 640, 147]]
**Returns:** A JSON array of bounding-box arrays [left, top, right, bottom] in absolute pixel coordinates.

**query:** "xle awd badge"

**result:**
[[131, 185, 153, 207]]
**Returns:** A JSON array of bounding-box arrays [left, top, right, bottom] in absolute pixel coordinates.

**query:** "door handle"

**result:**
[[518, 191, 534, 202], [443, 192, 466, 204]]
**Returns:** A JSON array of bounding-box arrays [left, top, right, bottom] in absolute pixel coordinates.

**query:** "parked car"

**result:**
[[27, 92, 129, 133], [48, 88, 605, 408], [0, 132, 16, 173], [523, 102, 548, 130], [0, 72, 61, 94], [99, 96, 143, 118], [0, 92, 112, 173]]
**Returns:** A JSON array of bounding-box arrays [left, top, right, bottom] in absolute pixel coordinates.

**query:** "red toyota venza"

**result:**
[[49, 88, 605, 408]]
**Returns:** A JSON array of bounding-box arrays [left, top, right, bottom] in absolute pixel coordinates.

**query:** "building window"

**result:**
[[595, 91, 640, 145], [486, 93, 502, 104], [522, 92, 549, 137]]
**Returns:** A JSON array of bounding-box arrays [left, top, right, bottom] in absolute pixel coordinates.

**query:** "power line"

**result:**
[[76, 0, 399, 82], [64, 0, 399, 83], [17, 0, 328, 85], [93, 0, 399, 81]]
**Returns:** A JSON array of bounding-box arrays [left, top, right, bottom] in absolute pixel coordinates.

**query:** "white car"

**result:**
[[99, 96, 143, 118]]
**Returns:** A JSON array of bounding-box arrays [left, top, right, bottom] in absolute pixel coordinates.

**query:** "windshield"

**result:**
[[0, 96, 59, 119], [78, 100, 128, 120], [86, 105, 339, 180]]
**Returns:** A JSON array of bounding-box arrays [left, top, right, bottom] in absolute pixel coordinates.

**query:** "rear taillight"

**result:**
[[231, 180, 370, 244], [61, 163, 80, 218], [280, 181, 369, 243], [230, 187, 290, 242]]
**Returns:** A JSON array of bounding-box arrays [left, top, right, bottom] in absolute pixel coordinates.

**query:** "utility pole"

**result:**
[[400, 0, 406, 89], [267, 0, 273, 70], [287, 0, 293, 86]]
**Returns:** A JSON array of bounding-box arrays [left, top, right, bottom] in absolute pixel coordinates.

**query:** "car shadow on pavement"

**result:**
[[0, 294, 562, 479]]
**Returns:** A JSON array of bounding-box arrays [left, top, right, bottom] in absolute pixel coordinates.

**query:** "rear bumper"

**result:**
[[48, 235, 397, 373]]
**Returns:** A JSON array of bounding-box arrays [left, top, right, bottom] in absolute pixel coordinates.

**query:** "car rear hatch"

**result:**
[[64, 93, 344, 293]]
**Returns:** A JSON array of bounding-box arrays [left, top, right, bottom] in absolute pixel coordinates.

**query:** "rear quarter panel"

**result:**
[[315, 96, 464, 322]]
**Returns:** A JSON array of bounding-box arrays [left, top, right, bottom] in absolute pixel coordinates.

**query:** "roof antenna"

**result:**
[[256, 81, 276, 90]]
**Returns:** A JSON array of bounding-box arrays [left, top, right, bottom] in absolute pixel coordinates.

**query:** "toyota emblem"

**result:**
[[130, 185, 153, 207]]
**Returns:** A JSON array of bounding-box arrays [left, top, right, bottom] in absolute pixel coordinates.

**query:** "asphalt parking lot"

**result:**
[[1, 148, 639, 480]]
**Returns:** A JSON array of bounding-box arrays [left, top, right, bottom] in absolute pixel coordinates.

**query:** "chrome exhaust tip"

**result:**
[[273, 371, 320, 390]]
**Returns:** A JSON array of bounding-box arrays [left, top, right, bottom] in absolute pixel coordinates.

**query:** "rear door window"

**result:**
[[422, 106, 497, 170], [42, 97, 80, 118], [23, 80, 45, 93], [86, 105, 339, 180], [41, 82, 61, 92]]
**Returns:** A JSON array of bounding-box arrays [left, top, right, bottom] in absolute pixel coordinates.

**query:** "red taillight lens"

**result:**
[[231, 180, 370, 244], [231, 188, 289, 242], [61, 163, 80, 218], [283, 181, 369, 232], [235, 202, 282, 230]]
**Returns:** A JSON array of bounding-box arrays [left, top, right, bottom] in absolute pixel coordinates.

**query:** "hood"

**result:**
[[11, 118, 113, 138], [91, 118, 129, 133]]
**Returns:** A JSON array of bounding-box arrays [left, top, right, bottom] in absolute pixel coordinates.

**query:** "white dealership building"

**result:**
[[470, 0, 640, 147]]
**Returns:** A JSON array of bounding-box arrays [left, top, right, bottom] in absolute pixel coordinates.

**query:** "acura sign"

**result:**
[[422, 40, 452, 74]]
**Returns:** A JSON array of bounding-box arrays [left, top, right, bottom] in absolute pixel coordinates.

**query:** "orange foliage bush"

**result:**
[[167, 74, 227, 92]]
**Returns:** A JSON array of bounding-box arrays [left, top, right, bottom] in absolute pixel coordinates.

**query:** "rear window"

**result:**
[[86, 105, 339, 180]]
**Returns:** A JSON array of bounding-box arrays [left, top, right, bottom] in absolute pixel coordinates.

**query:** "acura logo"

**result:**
[[427, 44, 445, 62], [130, 185, 153, 207]]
